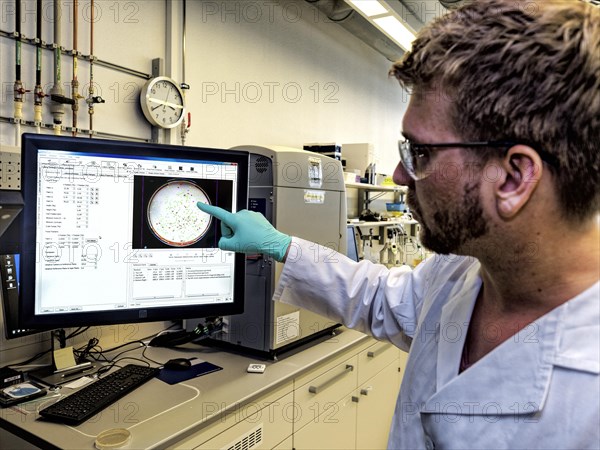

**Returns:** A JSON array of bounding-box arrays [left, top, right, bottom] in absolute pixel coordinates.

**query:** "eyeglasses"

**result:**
[[398, 139, 558, 181]]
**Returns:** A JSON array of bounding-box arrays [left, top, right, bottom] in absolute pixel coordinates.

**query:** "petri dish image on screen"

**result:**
[[147, 180, 213, 247]]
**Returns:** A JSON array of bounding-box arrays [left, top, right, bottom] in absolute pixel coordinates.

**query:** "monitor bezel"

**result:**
[[1, 253, 49, 339], [346, 225, 360, 262], [19, 133, 248, 329]]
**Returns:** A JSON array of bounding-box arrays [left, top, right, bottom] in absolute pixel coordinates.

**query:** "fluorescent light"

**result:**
[[344, 0, 416, 53], [373, 15, 415, 51], [346, 0, 388, 17]]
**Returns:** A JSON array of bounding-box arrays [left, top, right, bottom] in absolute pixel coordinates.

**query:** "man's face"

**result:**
[[394, 91, 489, 255]]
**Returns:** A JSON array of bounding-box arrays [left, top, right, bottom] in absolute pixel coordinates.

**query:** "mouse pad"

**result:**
[[156, 361, 223, 385]]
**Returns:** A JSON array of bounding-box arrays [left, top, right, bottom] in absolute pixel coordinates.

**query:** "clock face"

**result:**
[[140, 77, 185, 129]]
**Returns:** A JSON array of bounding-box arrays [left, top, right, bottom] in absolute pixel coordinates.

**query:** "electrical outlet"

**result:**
[[0, 145, 21, 190]]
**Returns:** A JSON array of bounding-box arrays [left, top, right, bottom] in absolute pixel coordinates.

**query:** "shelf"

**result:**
[[348, 219, 418, 227], [345, 182, 406, 192]]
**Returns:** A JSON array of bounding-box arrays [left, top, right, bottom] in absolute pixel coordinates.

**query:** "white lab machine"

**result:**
[[189, 145, 347, 358]]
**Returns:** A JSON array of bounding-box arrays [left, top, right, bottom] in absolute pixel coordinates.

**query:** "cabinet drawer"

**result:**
[[357, 341, 398, 385], [195, 391, 294, 450], [356, 362, 402, 450], [169, 383, 292, 449], [293, 393, 358, 450], [294, 355, 358, 432]]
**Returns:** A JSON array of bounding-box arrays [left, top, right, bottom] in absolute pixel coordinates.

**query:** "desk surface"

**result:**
[[0, 328, 370, 449]]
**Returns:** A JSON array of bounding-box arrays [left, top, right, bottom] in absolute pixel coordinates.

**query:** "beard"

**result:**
[[407, 181, 489, 255]]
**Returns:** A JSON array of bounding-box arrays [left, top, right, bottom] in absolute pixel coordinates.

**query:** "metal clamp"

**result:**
[[309, 365, 354, 394]]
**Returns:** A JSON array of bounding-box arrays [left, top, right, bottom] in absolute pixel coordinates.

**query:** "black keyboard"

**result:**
[[39, 364, 158, 425]]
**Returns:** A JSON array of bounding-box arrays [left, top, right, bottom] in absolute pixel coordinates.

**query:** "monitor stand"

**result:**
[[28, 329, 97, 386]]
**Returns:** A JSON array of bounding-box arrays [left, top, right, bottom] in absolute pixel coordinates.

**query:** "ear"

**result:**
[[495, 145, 544, 219]]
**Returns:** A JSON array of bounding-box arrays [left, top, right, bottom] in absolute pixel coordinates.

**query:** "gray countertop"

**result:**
[[0, 328, 371, 449]]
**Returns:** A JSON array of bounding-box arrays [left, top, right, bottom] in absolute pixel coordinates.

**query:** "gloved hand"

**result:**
[[197, 203, 292, 262]]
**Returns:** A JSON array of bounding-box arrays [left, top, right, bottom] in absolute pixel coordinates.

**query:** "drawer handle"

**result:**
[[360, 386, 372, 396], [367, 344, 388, 358], [309, 365, 354, 394]]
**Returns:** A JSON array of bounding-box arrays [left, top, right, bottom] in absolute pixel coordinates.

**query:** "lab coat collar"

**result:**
[[427, 269, 599, 415], [548, 281, 599, 374], [434, 262, 481, 390]]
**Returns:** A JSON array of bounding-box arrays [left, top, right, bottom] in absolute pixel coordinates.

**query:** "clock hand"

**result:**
[[148, 98, 184, 109]]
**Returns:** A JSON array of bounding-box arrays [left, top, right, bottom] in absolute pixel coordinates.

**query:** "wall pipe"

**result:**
[[15, 0, 21, 81], [34, 0, 45, 133], [88, 0, 94, 135], [179, 0, 191, 145], [0, 29, 151, 80], [14, 0, 25, 145], [71, 0, 80, 136], [86, 0, 105, 137], [0, 115, 151, 142], [49, 1, 68, 134]]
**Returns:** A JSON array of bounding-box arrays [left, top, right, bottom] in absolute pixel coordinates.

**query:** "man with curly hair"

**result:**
[[199, 1, 599, 447]]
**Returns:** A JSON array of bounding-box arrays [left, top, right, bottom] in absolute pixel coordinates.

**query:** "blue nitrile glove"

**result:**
[[197, 203, 292, 262]]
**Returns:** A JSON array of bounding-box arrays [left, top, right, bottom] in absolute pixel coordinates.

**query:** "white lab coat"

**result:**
[[273, 238, 600, 449]]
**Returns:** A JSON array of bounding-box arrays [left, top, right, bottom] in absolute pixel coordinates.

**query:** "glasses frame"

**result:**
[[398, 139, 558, 181]]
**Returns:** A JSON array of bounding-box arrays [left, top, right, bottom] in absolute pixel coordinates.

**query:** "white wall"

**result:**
[[182, 0, 406, 175], [0, 0, 408, 366], [0, 0, 167, 143], [1, 0, 407, 172]]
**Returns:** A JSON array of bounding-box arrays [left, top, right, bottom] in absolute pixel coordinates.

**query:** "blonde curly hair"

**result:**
[[391, 0, 599, 221]]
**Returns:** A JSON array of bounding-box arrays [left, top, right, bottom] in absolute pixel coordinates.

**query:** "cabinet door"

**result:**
[[294, 355, 358, 432], [355, 362, 402, 450], [357, 342, 398, 386], [193, 392, 294, 450], [273, 436, 293, 450], [293, 394, 358, 450]]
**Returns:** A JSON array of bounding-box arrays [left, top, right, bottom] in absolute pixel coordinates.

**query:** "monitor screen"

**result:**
[[18, 134, 248, 329], [1, 253, 43, 339], [0, 191, 41, 338]]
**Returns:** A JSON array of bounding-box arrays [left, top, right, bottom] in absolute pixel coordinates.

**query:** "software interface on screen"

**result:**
[[34, 149, 239, 316]]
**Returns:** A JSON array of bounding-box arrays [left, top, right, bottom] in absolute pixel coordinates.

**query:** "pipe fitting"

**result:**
[[34, 85, 45, 106], [13, 100, 23, 122], [34, 105, 43, 124], [49, 85, 66, 125], [13, 81, 25, 102]]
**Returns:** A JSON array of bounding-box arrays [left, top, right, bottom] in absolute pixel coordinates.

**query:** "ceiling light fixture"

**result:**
[[373, 15, 415, 51], [345, 0, 388, 17], [345, 0, 416, 52]]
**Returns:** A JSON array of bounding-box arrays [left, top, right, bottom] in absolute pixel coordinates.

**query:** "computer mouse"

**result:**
[[163, 358, 192, 371]]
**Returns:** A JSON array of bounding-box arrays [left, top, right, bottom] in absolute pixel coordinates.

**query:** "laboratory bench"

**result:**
[[0, 328, 407, 450]]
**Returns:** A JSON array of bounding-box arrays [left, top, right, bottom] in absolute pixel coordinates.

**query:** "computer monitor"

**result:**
[[1, 253, 43, 339], [16, 133, 248, 330], [346, 225, 360, 262], [0, 191, 41, 339]]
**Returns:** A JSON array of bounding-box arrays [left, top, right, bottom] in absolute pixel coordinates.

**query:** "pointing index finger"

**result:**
[[196, 202, 234, 225]]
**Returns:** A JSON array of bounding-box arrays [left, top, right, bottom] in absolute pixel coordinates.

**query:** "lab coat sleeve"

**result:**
[[273, 237, 435, 351]]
